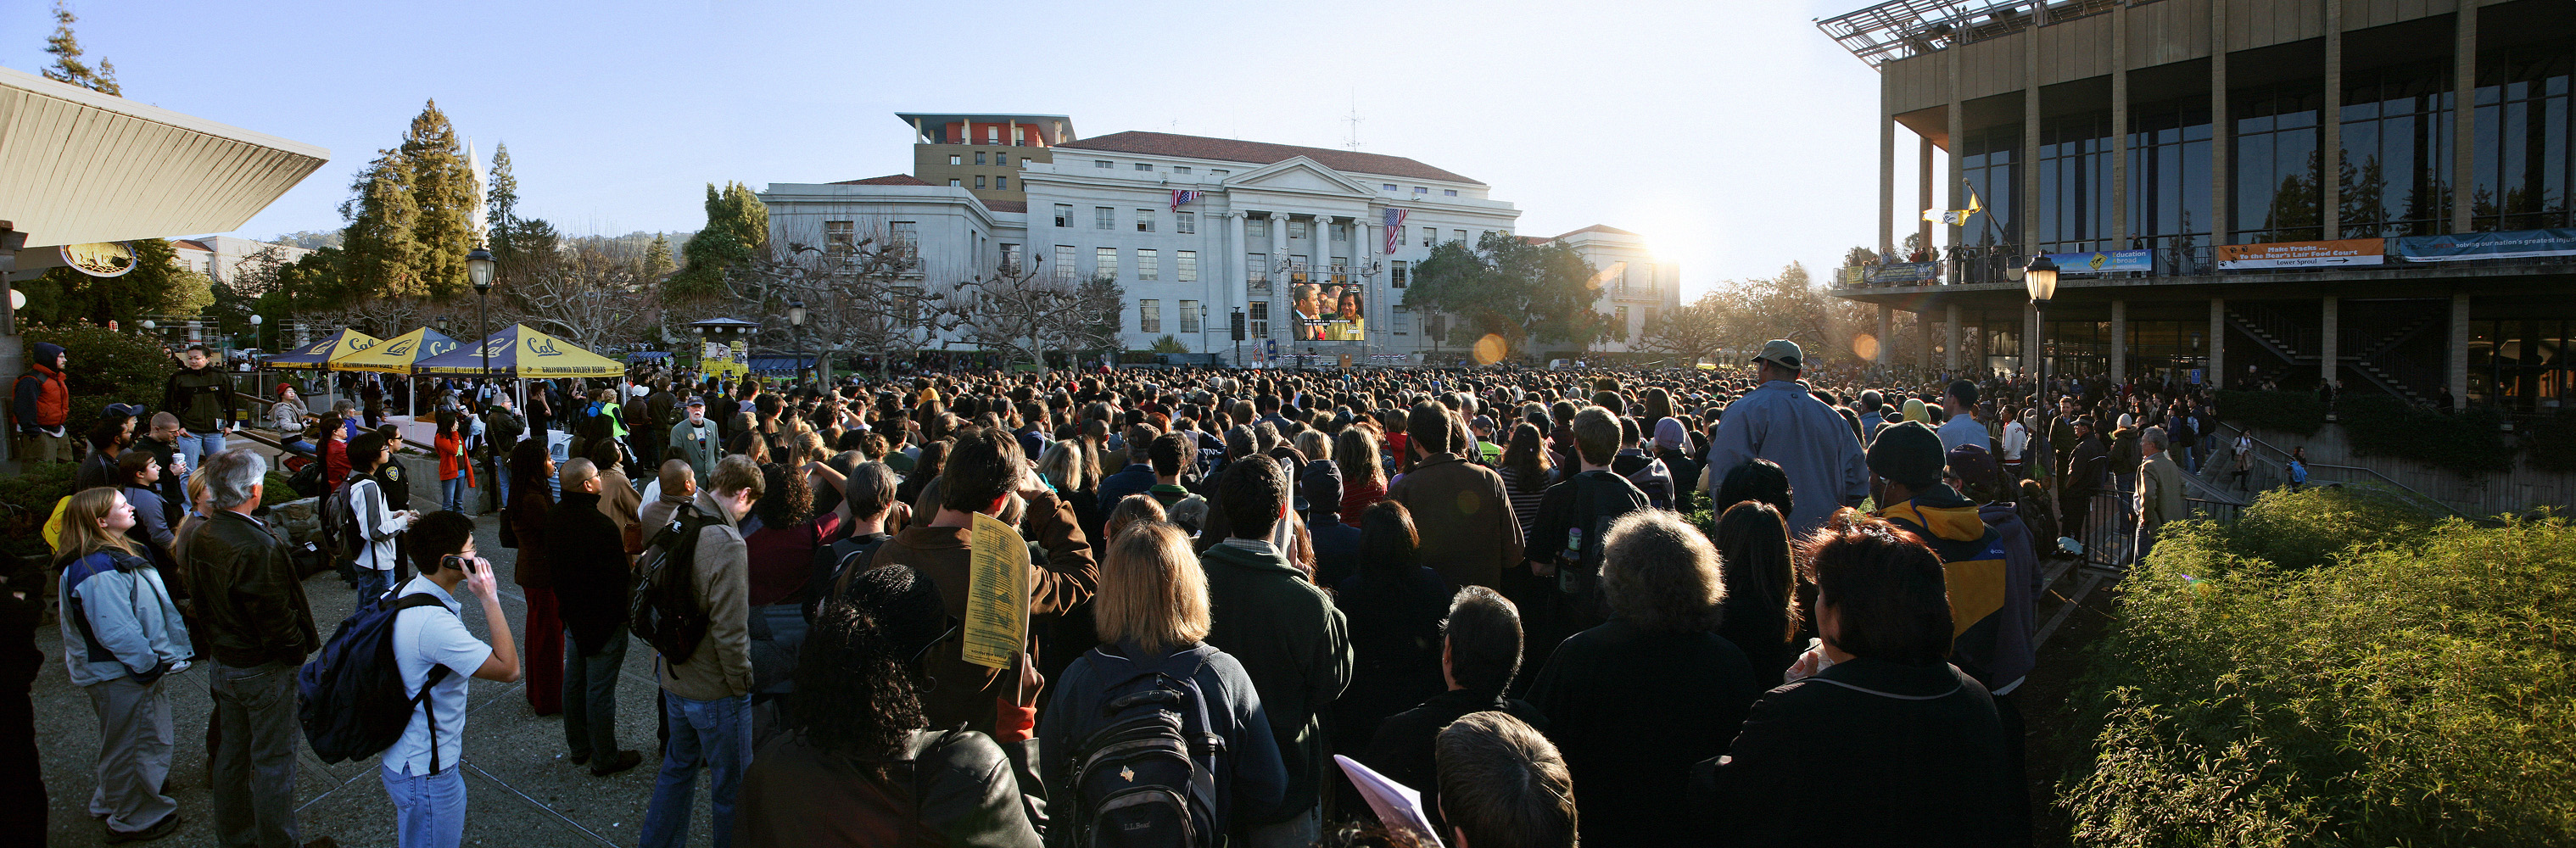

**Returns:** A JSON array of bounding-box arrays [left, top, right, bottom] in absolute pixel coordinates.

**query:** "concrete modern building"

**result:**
[[1819, 0, 2574, 410], [898, 112, 1076, 205], [172, 235, 315, 287]]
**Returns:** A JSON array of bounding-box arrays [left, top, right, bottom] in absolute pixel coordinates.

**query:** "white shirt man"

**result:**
[[385, 516, 521, 845]]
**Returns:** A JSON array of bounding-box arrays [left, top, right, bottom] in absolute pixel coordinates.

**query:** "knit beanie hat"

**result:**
[[1866, 420, 1946, 489]]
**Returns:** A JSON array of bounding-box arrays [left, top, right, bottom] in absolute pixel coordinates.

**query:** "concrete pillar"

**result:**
[[1919, 137, 1936, 256], [2210, 298, 2228, 391], [2450, 293, 2471, 409], [2022, 23, 2042, 253], [1945, 304, 1963, 372], [1880, 99, 1897, 259], [2321, 0, 2342, 238], [1878, 304, 1894, 366], [2110, 300, 2128, 384], [2111, 2, 2130, 245], [2320, 296, 2339, 386], [1947, 95, 1965, 254], [1919, 311, 1935, 371], [1227, 212, 1248, 350], [2452, 3, 2480, 234], [2210, 0, 2232, 245]]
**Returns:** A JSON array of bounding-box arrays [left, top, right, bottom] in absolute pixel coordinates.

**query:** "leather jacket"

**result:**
[[738, 728, 1047, 847], [182, 510, 318, 668]]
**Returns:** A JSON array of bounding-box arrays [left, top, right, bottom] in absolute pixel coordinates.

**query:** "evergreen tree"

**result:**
[[339, 148, 425, 299], [485, 141, 520, 254], [644, 233, 676, 280], [1403, 232, 1608, 354], [400, 100, 480, 298], [668, 182, 768, 298], [42, 1, 120, 96]]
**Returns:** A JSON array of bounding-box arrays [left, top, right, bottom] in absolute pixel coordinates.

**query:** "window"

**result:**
[[1444, 189, 1458, 197], [1247, 254, 1269, 289], [996, 176, 1008, 189], [894, 285, 923, 328], [890, 221, 919, 270], [1136, 209, 1156, 232], [1393, 304, 1411, 335], [1140, 299, 1161, 333], [2230, 82, 2325, 243], [1289, 254, 1309, 284], [2128, 95, 2216, 255], [1053, 204, 1074, 227], [1329, 223, 1347, 243], [2339, 59, 2454, 238], [1210, 170, 1228, 177], [1134, 162, 1154, 172], [1961, 124, 2024, 248], [1383, 183, 1399, 192], [1248, 218, 1268, 240], [1095, 207, 1115, 229], [1001, 243, 1023, 275], [975, 152, 986, 165], [1396, 227, 1408, 246], [1173, 165, 1191, 175], [1180, 300, 1200, 333], [1414, 187, 1429, 194], [2467, 46, 2572, 232], [1390, 259, 1408, 287], [1289, 220, 1309, 240], [1615, 306, 1629, 328], [1137, 248, 1159, 280], [1095, 159, 1114, 169], [1422, 226, 1436, 246], [948, 179, 962, 187], [1095, 247, 1118, 278], [1454, 229, 1468, 244], [1176, 250, 1198, 282], [1641, 307, 1656, 326], [1176, 212, 1196, 234], [975, 176, 986, 189], [949, 154, 963, 165], [986, 127, 999, 144], [824, 220, 856, 258], [1249, 302, 1270, 338], [996, 153, 1009, 167], [1054, 245, 1076, 282]]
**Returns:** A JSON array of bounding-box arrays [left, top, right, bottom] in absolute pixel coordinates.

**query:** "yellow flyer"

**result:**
[[960, 512, 1031, 670]]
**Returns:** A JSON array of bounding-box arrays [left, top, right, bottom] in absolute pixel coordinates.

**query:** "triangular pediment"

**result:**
[[1231, 156, 1372, 195]]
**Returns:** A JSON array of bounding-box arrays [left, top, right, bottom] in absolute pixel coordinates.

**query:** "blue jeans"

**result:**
[[640, 692, 751, 848], [176, 430, 231, 484], [380, 762, 466, 848], [355, 567, 392, 605], [441, 477, 466, 513]]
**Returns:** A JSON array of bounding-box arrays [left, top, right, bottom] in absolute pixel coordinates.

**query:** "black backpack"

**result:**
[[1067, 647, 1225, 848], [631, 504, 718, 662], [297, 589, 455, 768]]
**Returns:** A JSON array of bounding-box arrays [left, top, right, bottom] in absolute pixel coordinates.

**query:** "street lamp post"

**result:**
[[786, 299, 807, 386], [467, 248, 495, 386], [2024, 252, 2060, 420]]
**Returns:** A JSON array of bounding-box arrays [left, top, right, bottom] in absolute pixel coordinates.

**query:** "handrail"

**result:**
[[2210, 421, 2470, 519]]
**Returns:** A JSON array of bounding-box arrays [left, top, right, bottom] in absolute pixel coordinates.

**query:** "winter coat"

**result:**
[[58, 550, 192, 686], [1199, 539, 1353, 819], [1384, 452, 1525, 590]]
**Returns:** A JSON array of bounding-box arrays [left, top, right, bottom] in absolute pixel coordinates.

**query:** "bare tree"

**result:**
[[1635, 291, 1732, 365], [950, 259, 1099, 372], [709, 228, 973, 382], [495, 247, 657, 352]]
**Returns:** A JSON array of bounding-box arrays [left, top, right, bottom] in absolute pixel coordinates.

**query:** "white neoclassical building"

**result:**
[[762, 114, 1671, 361]]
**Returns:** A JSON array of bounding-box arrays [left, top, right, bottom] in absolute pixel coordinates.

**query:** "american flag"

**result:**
[[1383, 207, 1408, 254], [1170, 189, 1202, 211]]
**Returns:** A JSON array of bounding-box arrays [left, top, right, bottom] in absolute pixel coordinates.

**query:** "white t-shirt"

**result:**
[[387, 577, 491, 776]]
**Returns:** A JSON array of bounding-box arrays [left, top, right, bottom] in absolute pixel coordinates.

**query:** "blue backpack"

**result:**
[[298, 589, 455, 768], [1067, 647, 1225, 848]]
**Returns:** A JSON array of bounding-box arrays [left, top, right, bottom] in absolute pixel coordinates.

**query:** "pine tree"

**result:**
[[339, 148, 425, 300], [485, 141, 520, 252], [644, 233, 676, 281], [42, 2, 120, 96], [400, 100, 480, 298], [667, 182, 768, 298]]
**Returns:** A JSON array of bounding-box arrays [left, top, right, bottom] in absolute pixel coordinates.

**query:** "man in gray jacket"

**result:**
[[640, 454, 757, 848], [670, 399, 721, 491], [1703, 339, 1871, 539]]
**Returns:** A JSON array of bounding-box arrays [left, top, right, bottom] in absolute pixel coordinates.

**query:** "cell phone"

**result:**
[[441, 554, 471, 574]]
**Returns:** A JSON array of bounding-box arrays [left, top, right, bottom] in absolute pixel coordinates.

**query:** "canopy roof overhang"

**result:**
[[0, 65, 330, 249]]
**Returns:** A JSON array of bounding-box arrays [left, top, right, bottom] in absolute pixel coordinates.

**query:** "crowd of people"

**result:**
[[2, 332, 2293, 848]]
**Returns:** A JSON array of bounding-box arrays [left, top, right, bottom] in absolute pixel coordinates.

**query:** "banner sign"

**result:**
[[2216, 238, 2385, 270], [1863, 262, 1939, 285], [2390, 228, 2576, 262], [2044, 249, 2154, 276]]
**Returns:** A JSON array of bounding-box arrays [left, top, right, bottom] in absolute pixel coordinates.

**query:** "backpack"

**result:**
[[631, 504, 719, 662], [316, 477, 365, 573], [1615, 455, 1675, 510], [1557, 471, 1649, 595], [296, 589, 455, 769], [1067, 647, 1225, 848]]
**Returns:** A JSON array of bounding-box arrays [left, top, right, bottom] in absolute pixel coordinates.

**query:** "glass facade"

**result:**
[[2231, 81, 2326, 244], [2467, 320, 2571, 410], [2469, 46, 2574, 232], [2339, 59, 2456, 237], [2037, 114, 2115, 253], [1961, 125, 2018, 246], [2127, 96, 2214, 252]]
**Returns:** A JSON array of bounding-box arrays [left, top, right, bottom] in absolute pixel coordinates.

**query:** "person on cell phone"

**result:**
[[382, 511, 524, 848], [344, 432, 419, 600]]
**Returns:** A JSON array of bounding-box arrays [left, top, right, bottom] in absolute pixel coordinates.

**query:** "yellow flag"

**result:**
[[960, 512, 1031, 670], [1921, 189, 1984, 226]]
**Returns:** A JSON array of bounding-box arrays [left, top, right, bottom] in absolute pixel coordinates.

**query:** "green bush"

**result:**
[[24, 321, 174, 416], [2522, 409, 2576, 473], [2063, 490, 2576, 846], [2337, 393, 2515, 475], [2216, 390, 2327, 436], [0, 461, 80, 560], [2199, 484, 2439, 574]]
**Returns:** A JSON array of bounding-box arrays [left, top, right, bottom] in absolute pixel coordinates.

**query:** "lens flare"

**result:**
[[1472, 333, 1509, 365], [1851, 332, 1880, 361]]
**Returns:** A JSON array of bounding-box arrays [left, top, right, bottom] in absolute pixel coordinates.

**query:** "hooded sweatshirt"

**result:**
[[1876, 483, 2025, 693], [12, 342, 70, 430]]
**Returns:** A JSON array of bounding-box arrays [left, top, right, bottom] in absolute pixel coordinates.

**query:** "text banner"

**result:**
[[2216, 238, 2385, 271], [2044, 249, 2154, 276], [2391, 229, 2576, 262]]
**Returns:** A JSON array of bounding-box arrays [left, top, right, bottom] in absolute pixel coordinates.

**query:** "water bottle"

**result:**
[[1557, 527, 1584, 594]]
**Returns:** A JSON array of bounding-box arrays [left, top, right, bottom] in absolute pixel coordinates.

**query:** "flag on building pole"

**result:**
[[1171, 189, 1203, 211], [1921, 184, 1983, 226], [1383, 207, 1409, 254]]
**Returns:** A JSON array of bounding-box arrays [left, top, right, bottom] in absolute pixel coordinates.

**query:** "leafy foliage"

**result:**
[[42, 1, 119, 95], [2215, 390, 2327, 436], [2334, 393, 2513, 475], [332, 101, 482, 307], [1148, 335, 1190, 354], [15, 238, 210, 328], [2521, 409, 2576, 473], [668, 182, 768, 298], [1402, 232, 1610, 355], [0, 461, 77, 560], [23, 321, 178, 409], [397, 101, 482, 299], [2064, 491, 2576, 846]]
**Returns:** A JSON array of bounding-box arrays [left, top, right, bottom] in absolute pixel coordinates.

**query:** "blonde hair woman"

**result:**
[[1037, 439, 1101, 541], [1037, 522, 1288, 835], [56, 487, 193, 841]]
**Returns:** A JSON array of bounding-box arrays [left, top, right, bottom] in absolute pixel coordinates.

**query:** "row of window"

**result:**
[[950, 152, 1015, 167], [1092, 160, 1229, 179], [1135, 299, 1208, 334], [1379, 183, 1461, 198], [951, 176, 1009, 190]]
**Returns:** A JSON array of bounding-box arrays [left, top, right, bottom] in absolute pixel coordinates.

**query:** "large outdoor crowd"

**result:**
[[4, 334, 2266, 848]]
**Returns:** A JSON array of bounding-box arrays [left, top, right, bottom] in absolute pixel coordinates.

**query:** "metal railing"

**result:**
[[2208, 421, 2471, 519]]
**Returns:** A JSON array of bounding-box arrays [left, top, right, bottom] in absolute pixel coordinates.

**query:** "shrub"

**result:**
[[2064, 498, 2576, 846], [2337, 393, 2514, 475], [2200, 484, 2439, 573], [0, 461, 80, 560], [2216, 390, 2327, 436], [23, 321, 174, 416]]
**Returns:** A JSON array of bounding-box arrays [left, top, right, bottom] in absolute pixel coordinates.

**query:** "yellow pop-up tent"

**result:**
[[327, 327, 462, 374], [415, 324, 626, 378], [262, 328, 381, 370]]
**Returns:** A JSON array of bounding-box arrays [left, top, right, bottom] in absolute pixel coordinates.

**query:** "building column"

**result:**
[[1355, 218, 1376, 354], [2110, 299, 2128, 384], [2320, 295, 2339, 386], [1945, 304, 1962, 372], [1919, 137, 1936, 257], [1880, 101, 1897, 259], [2210, 298, 2227, 390], [1919, 311, 1934, 371], [2021, 21, 2042, 253], [2111, 1, 2130, 245], [2450, 293, 2471, 409], [1947, 86, 1965, 255], [2210, 0, 2232, 246], [1877, 304, 1894, 366], [1273, 214, 1292, 347], [1226, 211, 1248, 355], [2451, 2, 2480, 234], [2320, 0, 2343, 238]]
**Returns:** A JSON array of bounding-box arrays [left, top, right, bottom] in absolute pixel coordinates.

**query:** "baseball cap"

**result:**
[[1753, 339, 1803, 371]]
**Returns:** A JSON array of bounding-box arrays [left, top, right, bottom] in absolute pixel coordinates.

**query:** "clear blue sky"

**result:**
[[3, 0, 1919, 295]]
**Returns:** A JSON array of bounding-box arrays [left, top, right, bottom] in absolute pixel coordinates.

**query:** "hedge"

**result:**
[[0, 461, 299, 561], [21, 321, 176, 420], [2334, 393, 2515, 475], [2061, 488, 2576, 846], [2213, 390, 2327, 436]]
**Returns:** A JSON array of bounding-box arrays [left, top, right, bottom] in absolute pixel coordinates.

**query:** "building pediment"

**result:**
[[1228, 157, 1372, 197]]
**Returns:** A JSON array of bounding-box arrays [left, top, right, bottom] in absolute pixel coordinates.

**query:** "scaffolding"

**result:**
[[1815, 0, 2131, 69]]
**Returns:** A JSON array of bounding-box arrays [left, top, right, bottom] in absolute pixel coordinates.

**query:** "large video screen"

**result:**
[[1291, 282, 1365, 341]]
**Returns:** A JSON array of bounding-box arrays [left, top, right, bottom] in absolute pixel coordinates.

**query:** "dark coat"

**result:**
[[1305, 513, 1362, 588], [1039, 642, 1287, 841], [1093, 462, 1156, 512], [181, 511, 317, 668], [1359, 688, 1548, 836], [1691, 658, 2019, 847], [1385, 453, 1525, 590], [1329, 566, 1450, 755], [545, 492, 632, 656], [1527, 618, 1761, 848], [1199, 541, 1352, 820], [736, 728, 1044, 848], [869, 490, 1097, 733]]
